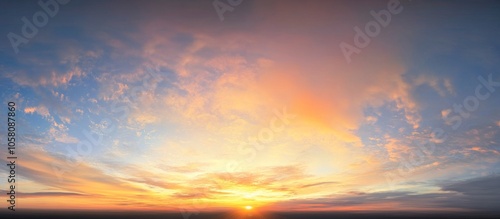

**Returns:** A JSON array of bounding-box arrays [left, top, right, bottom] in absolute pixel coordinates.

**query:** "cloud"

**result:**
[[265, 175, 500, 212], [47, 119, 78, 144], [23, 103, 78, 143], [413, 74, 454, 97], [0, 191, 86, 198], [0, 146, 154, 210], [443, 78, 455, 95], [300, 181, 337, 188], [71, 0, 426, 148], [440, 175, 500, 211], [55, 5, 432, 204], [383, 136, 411, 161], [441, 109, 452, 119], [24, 107, 36, 114], [365, 116, 378, 125], [24, 105, 50, 117], [6, 66, 85, 88]]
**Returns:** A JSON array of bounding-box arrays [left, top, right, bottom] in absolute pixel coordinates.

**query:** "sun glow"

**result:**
[[245, 206, 253, 210]]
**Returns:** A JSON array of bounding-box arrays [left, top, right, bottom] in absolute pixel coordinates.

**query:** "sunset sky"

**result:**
[[1, 0, 500, 215]]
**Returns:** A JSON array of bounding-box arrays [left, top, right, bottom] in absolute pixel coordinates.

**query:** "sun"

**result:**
[[245, 205, 253, 210]]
